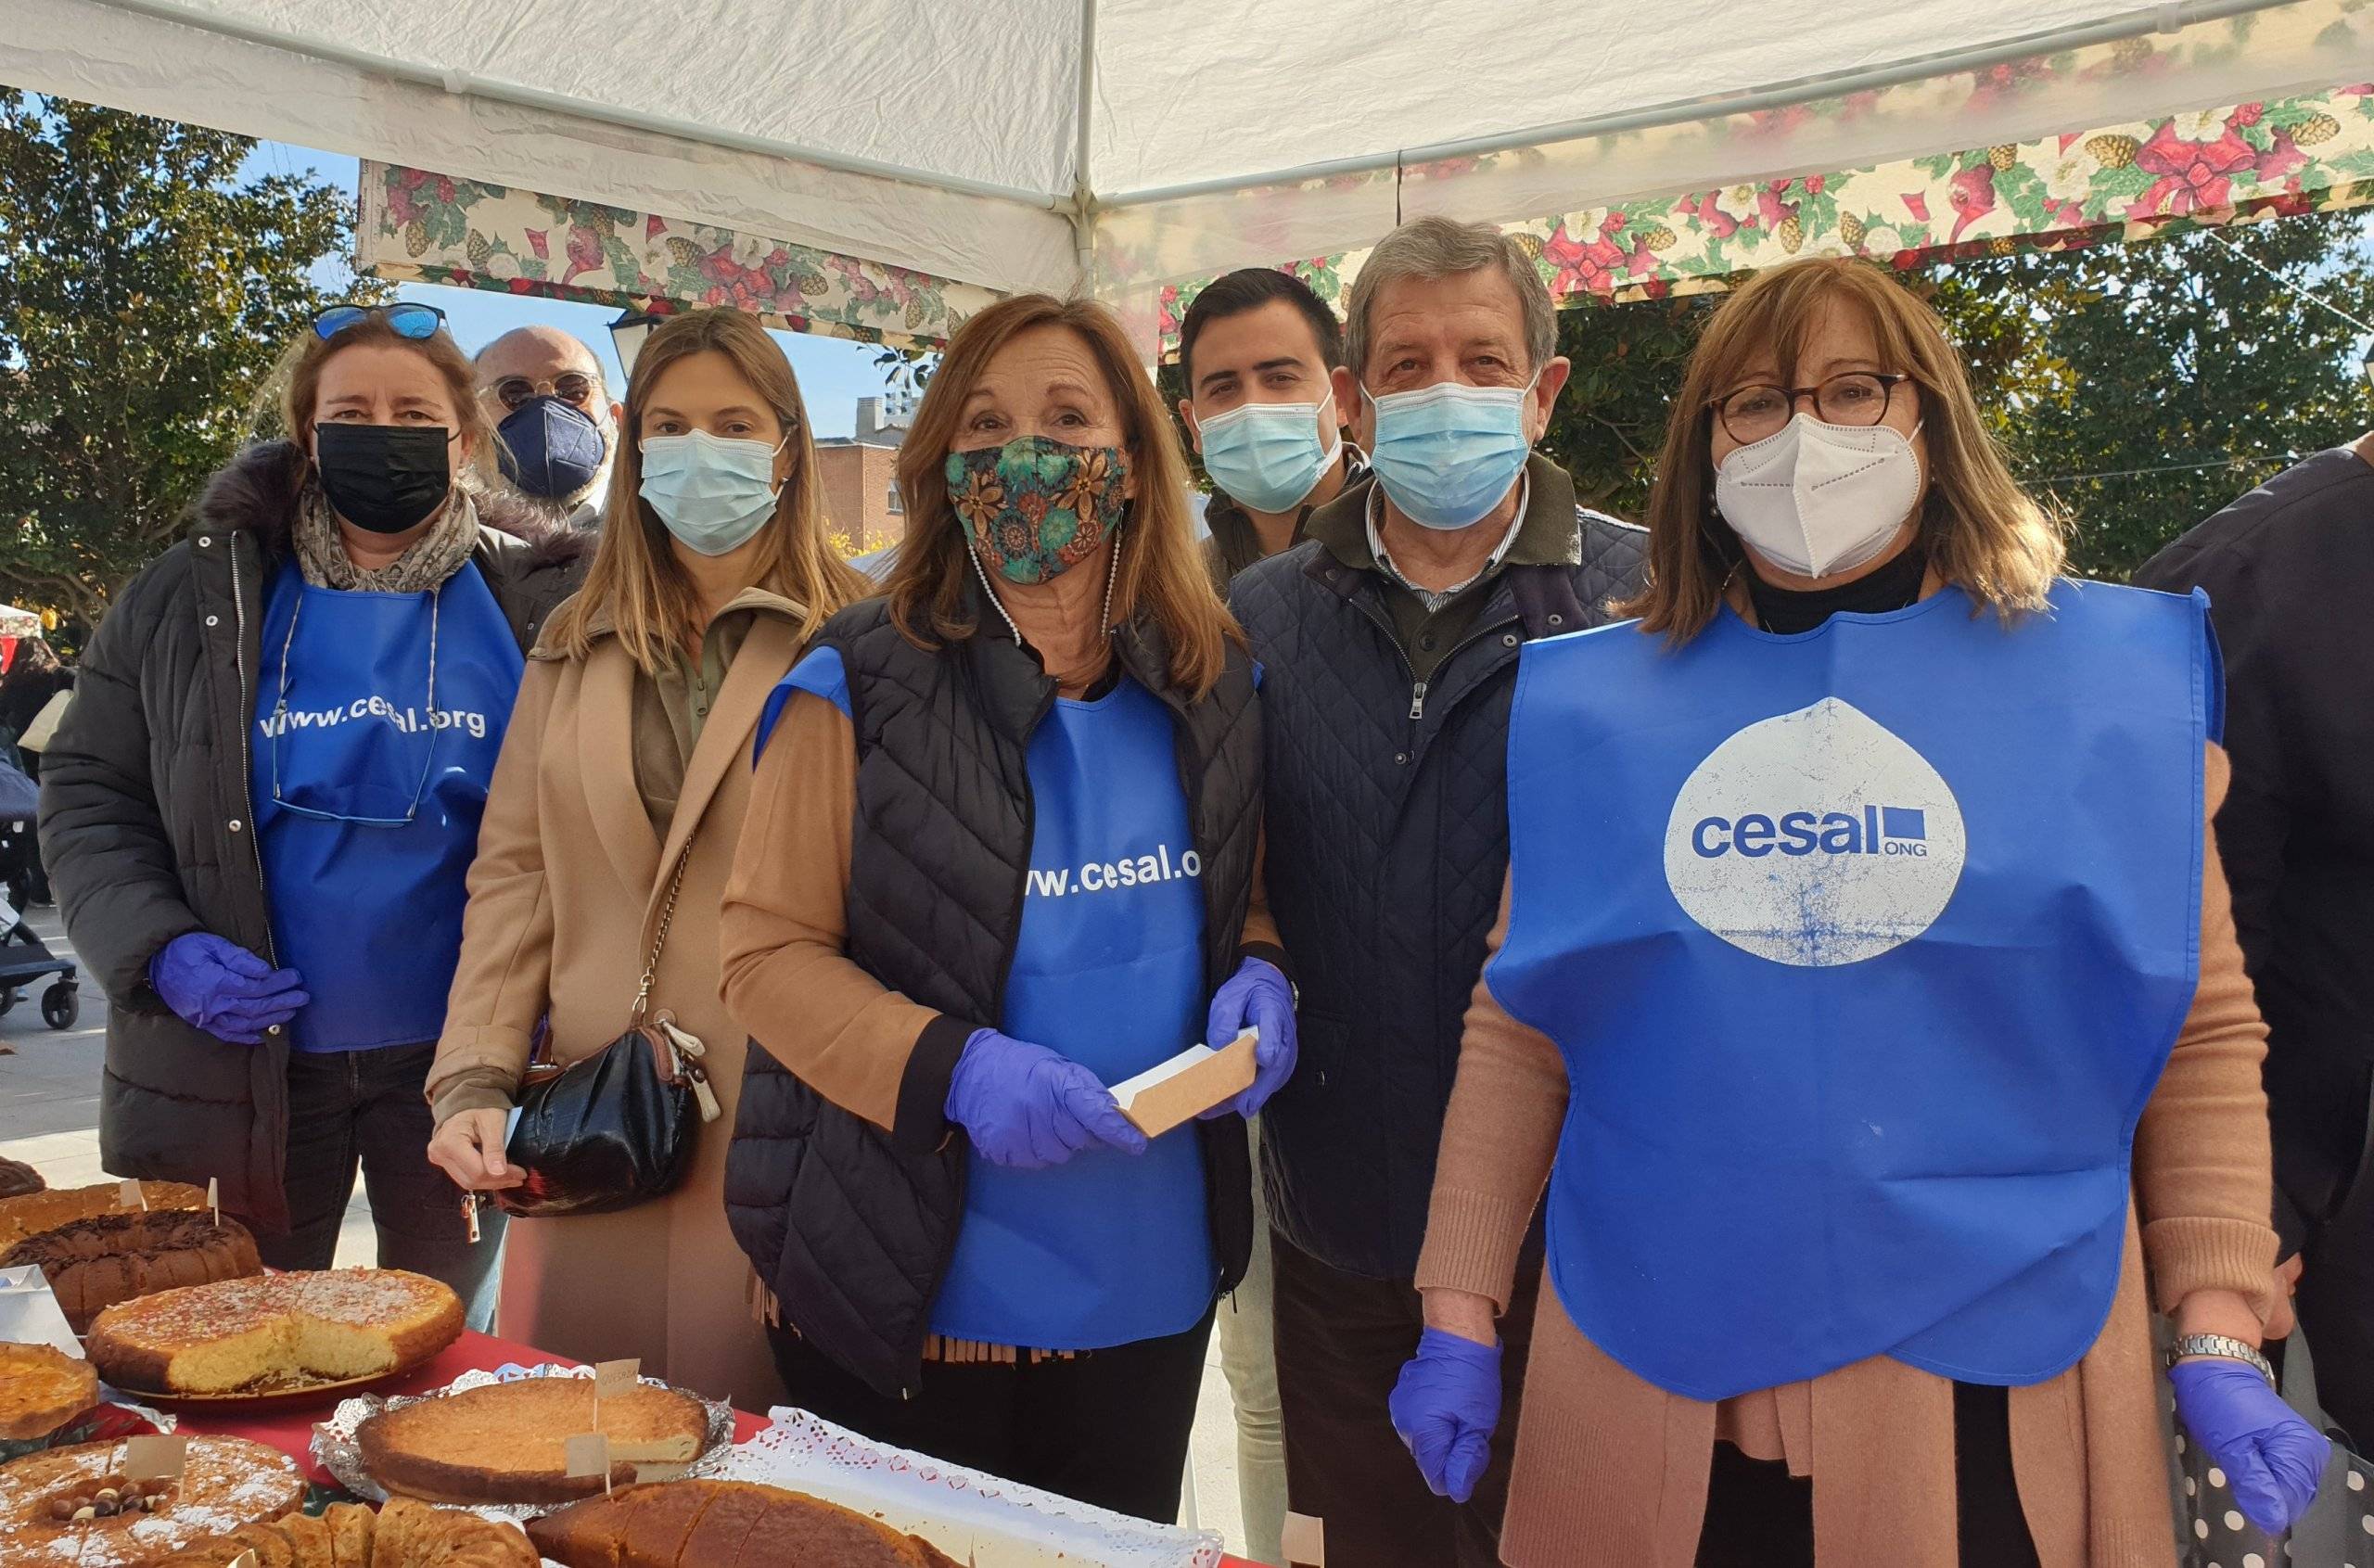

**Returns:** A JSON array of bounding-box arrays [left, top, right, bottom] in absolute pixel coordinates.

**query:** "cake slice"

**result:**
[[325, 1499, 376, 1567], [529, 1482, 721, 1568]]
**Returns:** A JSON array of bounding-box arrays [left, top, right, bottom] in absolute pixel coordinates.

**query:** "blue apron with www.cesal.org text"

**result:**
[[772, 649, 1216, 1352], [249, 559, 524, 1052], [1488, 581, 2216, 1401]]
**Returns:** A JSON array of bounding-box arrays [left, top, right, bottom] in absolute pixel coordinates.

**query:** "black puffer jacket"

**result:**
[[725, 591, 1266, 1398], [1232, 487, 1647, 1280], [37, 440, 585, 1232]]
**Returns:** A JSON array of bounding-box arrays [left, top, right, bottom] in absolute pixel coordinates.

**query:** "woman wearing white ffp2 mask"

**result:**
[[1399, 257, 2317, 1567]]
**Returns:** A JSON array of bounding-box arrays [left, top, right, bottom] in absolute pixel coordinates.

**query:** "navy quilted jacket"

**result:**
[[1231, 473, 1647, 1279]]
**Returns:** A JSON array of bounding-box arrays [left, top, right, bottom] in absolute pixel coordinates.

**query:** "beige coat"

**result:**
[[429, 591, 807, 1411]]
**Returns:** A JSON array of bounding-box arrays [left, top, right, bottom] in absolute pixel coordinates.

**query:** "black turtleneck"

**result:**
[[1743, 540, 1928, 635]]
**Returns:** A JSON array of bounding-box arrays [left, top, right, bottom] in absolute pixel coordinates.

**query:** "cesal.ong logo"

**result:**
[[1664, 697, 1967, 967]]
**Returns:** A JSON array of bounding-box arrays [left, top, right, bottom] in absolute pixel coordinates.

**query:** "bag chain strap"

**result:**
[[628, 842, 696, 1027]]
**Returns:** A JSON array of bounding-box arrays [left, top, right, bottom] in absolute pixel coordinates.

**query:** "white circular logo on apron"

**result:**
[[1664, 697, 1966, 967]]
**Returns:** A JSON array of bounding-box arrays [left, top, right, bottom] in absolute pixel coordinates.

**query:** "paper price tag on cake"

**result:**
[[563, 1433, 609, 1478], [593, 1358, 640, 1399], [1109, 1028, 1258, 1138], [123, 1434, 188, 1483]]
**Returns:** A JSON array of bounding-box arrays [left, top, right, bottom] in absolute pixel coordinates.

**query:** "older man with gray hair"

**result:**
[[1230, 215, 1646, 1567], [474, 325, 621, 530]]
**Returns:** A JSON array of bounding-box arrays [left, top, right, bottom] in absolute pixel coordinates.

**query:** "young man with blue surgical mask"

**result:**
[[1179, 269, 1359, 593], [475, 325, 621, 531], [1228, 216, 1646, 1568]]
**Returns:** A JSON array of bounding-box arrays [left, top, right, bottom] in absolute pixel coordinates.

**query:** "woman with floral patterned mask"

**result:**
[[717, 294, 1297, 1523]]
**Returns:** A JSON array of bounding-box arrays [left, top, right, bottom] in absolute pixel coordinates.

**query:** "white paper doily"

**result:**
[[709, 1409, 1223, 1567]]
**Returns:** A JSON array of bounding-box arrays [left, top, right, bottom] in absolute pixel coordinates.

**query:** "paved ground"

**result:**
[[0, 903, 1266, 1561]]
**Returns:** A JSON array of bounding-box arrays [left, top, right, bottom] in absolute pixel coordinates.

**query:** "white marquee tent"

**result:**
[[7, 0, 2373, 350]]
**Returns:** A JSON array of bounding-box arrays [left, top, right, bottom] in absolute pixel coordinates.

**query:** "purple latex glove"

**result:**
[[944, 1028, 1149, 1169], [2171, 1358, 2330, 1535], [147, 933, 308, 1046], [1389, 1327, 1502, 1504], [1198, 957, 1298, 1120]]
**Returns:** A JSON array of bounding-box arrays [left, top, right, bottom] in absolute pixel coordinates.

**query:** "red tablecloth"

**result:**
[[170, 1329, 1255, 1565]]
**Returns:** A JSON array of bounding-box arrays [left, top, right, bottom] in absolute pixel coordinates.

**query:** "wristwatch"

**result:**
[[2167, 1333, 2278, 1384]]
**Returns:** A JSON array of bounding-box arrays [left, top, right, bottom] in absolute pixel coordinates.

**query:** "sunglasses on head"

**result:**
[[313, 302, 449, 341]]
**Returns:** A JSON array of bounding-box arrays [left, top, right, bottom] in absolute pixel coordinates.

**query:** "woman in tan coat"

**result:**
[[1394, 260, 2326, 1567], [426, 310, 869, 1409]]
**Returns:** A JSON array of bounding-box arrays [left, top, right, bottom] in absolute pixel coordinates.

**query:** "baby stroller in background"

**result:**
[[0, 752, 76, 1030]]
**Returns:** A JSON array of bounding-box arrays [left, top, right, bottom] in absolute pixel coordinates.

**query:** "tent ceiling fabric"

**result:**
[[5, 0, 2368, 319]]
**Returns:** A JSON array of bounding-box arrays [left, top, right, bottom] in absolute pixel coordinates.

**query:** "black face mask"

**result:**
[[313, 422, 453, 534]]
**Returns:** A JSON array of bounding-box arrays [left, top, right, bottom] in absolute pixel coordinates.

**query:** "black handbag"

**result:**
[[490, 847, 721, 1218]]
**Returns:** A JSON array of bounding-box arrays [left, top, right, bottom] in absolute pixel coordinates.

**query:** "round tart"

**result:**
[[2, 1209, 262, 1332], [360, 1377, 710, 1505], [0, 1343, 99, 1442], [0, 1435, 302, 1567], [85, 1268, 462, 1396]]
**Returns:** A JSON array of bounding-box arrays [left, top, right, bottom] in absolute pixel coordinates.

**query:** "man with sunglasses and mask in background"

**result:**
[[475, 325, 621, 530], [1228, 217, 1645, 1568], [39, 302, 585, 1330]]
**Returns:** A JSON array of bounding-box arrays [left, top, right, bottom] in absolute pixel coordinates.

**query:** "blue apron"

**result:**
[[250, 560, 523, 1052], [1489, 582, 2216, 1400], [771, 652, 1215, 1352]]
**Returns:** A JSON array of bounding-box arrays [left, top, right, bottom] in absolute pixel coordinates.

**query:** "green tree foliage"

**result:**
[[1929, 212, 2374, 578], [1540, 212, 2374, 578], [0, 93, 387, 632]]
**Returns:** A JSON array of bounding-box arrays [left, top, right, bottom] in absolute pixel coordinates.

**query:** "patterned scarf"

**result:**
[[294, 483, 481, 593]]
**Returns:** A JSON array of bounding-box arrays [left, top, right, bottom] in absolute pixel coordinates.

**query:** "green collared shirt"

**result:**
[[1303, 453, 1586, 682]]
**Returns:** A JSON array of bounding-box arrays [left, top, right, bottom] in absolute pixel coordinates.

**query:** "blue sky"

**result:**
[[240, 142, 895, 440]]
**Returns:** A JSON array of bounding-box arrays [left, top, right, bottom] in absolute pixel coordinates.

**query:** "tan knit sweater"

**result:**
[[1414, 744, 2278, 1568]]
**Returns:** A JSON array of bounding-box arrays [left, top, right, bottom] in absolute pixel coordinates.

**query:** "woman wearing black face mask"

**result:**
[[37, 303, 586, 1328]]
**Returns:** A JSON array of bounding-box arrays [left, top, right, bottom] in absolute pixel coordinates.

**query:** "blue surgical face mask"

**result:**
[[1196, 392, 1341, 515], [1363, 376, 1538, 531], [496, 395, 607, 501], [638, 427, 786, 555]]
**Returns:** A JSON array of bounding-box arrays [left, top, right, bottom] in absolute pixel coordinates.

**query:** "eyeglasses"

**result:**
[[490, 373, 598, 412], [1710, 372, 1915, 445], [269, 587, 442, 827], [313, 302, 449, 342]]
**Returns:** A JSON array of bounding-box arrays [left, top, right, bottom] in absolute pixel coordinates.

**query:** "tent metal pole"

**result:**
[[74, 0, 1070, 210], [1091, 0, 2299, 210], [1066, 0, 1101, 287]]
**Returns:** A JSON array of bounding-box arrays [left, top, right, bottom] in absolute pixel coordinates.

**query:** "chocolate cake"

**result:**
[[1, 1209, 262, 1332], [0, 1157, 44, 1201], [0, 1180, 204, 1251]]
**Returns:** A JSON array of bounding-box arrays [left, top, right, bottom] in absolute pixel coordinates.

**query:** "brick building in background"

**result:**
[[815, 395, 912, 556]]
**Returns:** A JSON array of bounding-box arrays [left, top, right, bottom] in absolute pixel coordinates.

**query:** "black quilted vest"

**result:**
[[724, 592, 1263, 1397], [1229, 494, 1647, 1280]]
